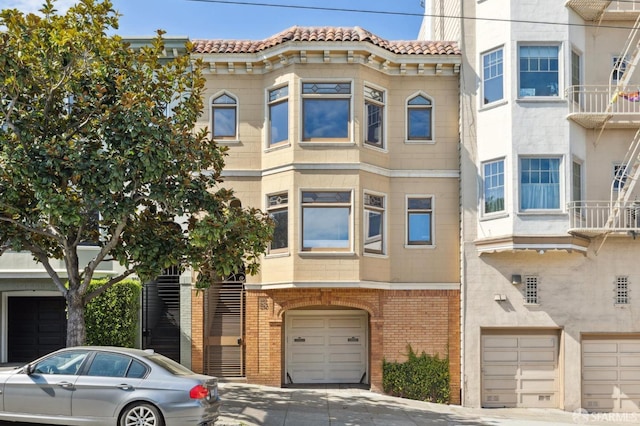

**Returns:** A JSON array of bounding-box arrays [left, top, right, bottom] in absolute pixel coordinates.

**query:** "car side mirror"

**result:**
[[24, 364, 35, 375]]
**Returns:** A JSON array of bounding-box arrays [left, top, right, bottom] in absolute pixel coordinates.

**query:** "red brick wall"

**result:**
[[194, 287, 460, 404]]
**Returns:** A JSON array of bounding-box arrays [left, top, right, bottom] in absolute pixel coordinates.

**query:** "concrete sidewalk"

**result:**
[[216, 382, 637, 426]]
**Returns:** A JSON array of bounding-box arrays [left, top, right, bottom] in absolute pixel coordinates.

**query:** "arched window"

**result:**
[[406, 94, 433, 142], [211, 93, 237, 139]]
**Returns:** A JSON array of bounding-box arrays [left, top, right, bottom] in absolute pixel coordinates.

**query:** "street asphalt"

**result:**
[[1, 381, 638, 425]]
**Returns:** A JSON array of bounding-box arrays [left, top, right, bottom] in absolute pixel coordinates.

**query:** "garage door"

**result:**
[[286, 310, 367, 384], [582, 338, 640, 413], [482, 332, 559, 408], [7, 296, 67, 362]]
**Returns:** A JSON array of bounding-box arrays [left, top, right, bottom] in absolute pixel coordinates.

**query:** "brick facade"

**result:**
[[193, 287, 461, 405]]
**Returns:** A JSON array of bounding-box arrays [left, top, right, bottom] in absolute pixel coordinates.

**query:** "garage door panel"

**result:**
[[287, 312, 367, 384], [482, 332, 559, 408], [520, 337, 556, 348], [583, 369, 618, 381], [484, 351, 518, 362], [484, 378, 517, 390], [520, 379, 555, 391], [582, 337, 640, 413], [483, 364, 518, 375], [484, 337, 518, 348], [620, 356, 640, 367], [584, 355, 618, 367], [520, 351, 556, 362], [521, 393, 555, 407]]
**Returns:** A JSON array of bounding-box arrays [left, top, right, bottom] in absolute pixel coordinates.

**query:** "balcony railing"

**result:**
[[566, 1, 640, 21], [566, 85, 640, 128], [568, 200, 640, 236]]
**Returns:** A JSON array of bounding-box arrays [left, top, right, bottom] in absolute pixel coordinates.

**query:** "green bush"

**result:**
[[85, 278, 142, 347], [382, 345, 450, 403]]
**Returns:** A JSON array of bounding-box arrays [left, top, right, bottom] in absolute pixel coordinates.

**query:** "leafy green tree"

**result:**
[[0, 0, 273, 346]]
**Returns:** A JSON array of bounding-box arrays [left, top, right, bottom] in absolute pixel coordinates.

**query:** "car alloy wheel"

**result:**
[[120, 402, 164, 426]]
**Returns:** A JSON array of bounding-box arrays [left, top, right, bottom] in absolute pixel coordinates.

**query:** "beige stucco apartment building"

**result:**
[[188, 27, 462, 401], [423, 0, 640, 413]]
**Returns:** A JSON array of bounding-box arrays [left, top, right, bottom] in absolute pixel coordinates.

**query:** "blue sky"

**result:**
[[6, 0, 427, 41]]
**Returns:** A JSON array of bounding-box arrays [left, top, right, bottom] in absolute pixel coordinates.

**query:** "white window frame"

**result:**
[[266, 84, 289, 149], [266, 192, 289, 255], [481, 46, 504, 106], [363, 191, 386, 256], [210, 91, 239, 143], [519, 156, 562, 212], [612, 55, 628, 82], [300, 80, 354, 145], [299, 189, 354, 253], [613, 162, 629, 192], [405, 194, 435, 248], [363, 82, 386, 150], [570, 48, 582, 104], [482, 158, 506, 216], [405, 91, 434, 144], [518, 44, 561, 99]]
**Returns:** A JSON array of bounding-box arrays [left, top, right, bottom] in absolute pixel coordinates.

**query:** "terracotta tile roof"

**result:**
[[192, 26, 459, 56]]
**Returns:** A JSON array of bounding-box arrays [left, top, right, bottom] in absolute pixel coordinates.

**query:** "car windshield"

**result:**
[[146, 354, 194, 376]]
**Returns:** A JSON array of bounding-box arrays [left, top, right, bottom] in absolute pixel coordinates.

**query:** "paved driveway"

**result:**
[[216, 382, 636, 426]]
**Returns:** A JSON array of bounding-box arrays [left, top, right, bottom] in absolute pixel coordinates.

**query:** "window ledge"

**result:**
[[404, 244, 435, 250], [214, 139, 241, 145], [298, 251, 356, 258], [364, 252, 388, 259], [614, 303, 630, 308], [479, 99, 508, 111], [523, 303, 541, 307], [363, 143, 387, 153], [517, 211, 567, 217], [299, 141, 355, 147], [516, 98, 566, 104], [404, 140, 435, 145], [265, 251, 290, 259], [480, 212, 509, 221], [265, 142, 291, 153]]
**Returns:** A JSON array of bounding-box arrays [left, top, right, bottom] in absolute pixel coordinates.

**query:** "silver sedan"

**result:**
[[0, 346, 220, 426]]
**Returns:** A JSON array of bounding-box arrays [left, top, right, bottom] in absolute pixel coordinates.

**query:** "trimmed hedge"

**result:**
[[85, 278, 142, 347], [382, 345, 450, 403]]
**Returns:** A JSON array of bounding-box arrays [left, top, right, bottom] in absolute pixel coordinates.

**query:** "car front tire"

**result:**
[[119, 402, 164, 426]]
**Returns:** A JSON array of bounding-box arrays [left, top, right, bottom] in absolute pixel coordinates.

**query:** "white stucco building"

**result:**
[[424, 0, 640, 413]]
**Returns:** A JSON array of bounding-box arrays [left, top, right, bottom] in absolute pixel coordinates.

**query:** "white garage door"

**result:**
[[482, 332, 559, 408], [286, 310, 367, 384], [582, 338, 640, 413]]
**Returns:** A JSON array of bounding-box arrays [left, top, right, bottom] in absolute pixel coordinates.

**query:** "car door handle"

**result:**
[[57, 381, 74, 389], [117, 384, 134, 390]]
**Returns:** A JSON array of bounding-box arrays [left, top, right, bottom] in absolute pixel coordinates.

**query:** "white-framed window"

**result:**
[[211, 92, 238, 139], [518, 45, 559, 98], [406, 93, 433, 142], [482, 159, 505, 214], [406, 196, 433, 246], [572, 160, 582, 203], [482, 47, 504, 105], [615, 276, 629, 304], [267, 193, 288, 253], [364, 85, 385, 148], [364, 192, 385, 255], [571, 49, 582, 104], [612, 55, 628, 82], [524, 276, 539, 304], [268, 85, 289, 147], [301, 191, 352, 251], [613, 163, 629, 191], [519, 157, 561, 211], [301, 82, 351, 141]]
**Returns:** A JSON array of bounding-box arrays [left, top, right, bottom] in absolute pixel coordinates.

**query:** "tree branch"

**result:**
[[84, 268, 136, 302], [22, 243, 68, 297], [0, 216, 62, 243]]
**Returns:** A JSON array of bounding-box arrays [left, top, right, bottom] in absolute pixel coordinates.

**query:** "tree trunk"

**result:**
[[66, 290, 86, 347]]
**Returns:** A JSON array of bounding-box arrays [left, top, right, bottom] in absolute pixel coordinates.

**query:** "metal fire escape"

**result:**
[[566, 1, 640, 245]]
